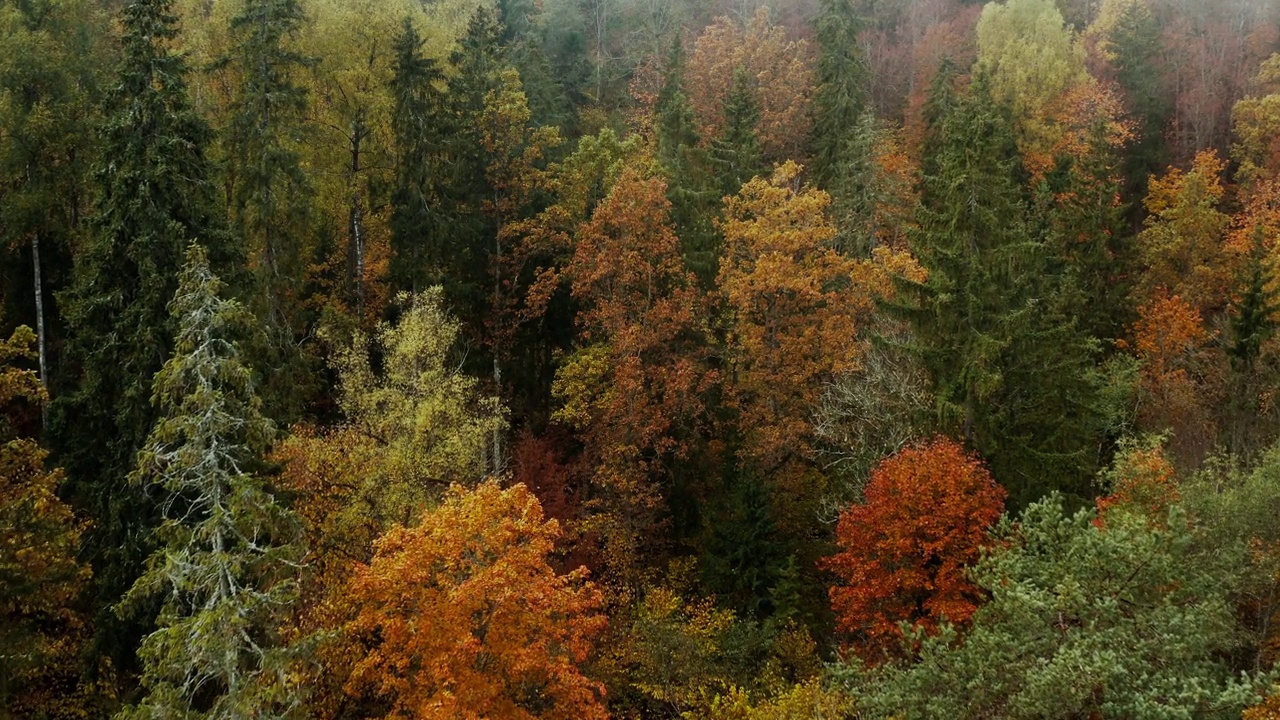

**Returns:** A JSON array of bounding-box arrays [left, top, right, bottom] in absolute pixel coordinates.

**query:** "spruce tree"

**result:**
[[654, 37, 719, 287], [1111, 0, 1169, 223], [388, 17, 448, 294], [222, 0, 312, 315], [52, 0, 241, 669], [891, 83, 1105, 506], [221, 0, 315, 425], [1226, 230, 1280, 457], [1033, 99, 1135, 348], [709, 70, 765, 198], [811, 0, 868, 188], [119, 243, 302, 719]]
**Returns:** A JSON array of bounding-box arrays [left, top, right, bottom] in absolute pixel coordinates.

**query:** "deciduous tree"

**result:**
[[339, 481, 609, 720], [824, 437, 1006, 662]]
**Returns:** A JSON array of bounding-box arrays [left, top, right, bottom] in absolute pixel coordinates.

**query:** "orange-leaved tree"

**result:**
[[1095, 435, 1179, 526], [824, 437, 1006, 662], [1127, 292, 1223, 466], [339, 480, 608, 720], [717, 161, 921, 531], [1135, 151, 1238, 316], [552, 165, 716, 578], [685, 9, 815, 163]]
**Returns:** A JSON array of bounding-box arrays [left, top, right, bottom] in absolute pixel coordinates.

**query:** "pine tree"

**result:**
[[388, 17, 448, 294], [891, 84, 1105, 506], [52, 0, 241, 670], [811, 0, 868, 188], [119, 243, 303, 720], [709, 70, 765, 198]]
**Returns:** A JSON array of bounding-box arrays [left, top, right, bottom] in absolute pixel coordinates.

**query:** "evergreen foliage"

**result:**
[[709, 70, 765, 198], [891, 82, 1106, 505], [388, 18, 448, 295], [811, 0, 868, 188], [840, 495, 1271, 719], [52, 0, 241, 670], [119, 243, 303, 720]]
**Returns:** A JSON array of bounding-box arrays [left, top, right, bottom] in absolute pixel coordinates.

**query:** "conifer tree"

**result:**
[[655, 37, 719, 286], [892, 83, 1105, 505], [388, 17, 448, 294], [811, 0, 868, 188], [1110, 0, 1169, 218], [221, 0, 316, 425], [222, 0, 313, 319], [52, 0, 241, 668], [709, 70, 765, 198], [119, 243, 303, 719]]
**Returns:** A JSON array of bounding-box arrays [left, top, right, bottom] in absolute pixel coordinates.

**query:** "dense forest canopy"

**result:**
[[5, 0, 1280, 717]]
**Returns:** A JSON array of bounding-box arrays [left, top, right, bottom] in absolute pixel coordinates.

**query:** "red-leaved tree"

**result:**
[[824, 437, 1006, 662]]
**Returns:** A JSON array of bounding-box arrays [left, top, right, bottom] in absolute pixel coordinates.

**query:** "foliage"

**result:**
[[975, 0, 1089, 173], [552, 167, 715, 578], [338, 480, 609, 720], [685, 10, 815, 163], [118, 243, 304, 719], [893, 82, 1106, 504], [52, 0, 242, 674], [824, 437, 1006, 661], [1135, 151, 1237, 316], [0, 325, 92, 716], [841, 494, 1270, 719]]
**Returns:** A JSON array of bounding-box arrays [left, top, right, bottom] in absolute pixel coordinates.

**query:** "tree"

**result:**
[[0, 0, 107, 404], [824, 438, 1006, 662], [654, 37, 720, 286], [0, 324, 92, 716], [222, 0, 313, 314], [685, 9, 815, 163], [338, 480, 609, 720], [974, 0, 1089, 173], [841, 495, 1270, 719], [119, 243, 303, 719], [52, 0, 241, 671], [388, 17, 448, 295], [551, 167, 715, 578], [810, 0, 867, 188], [1105, 0, 1171, 212], [716, 162, 911, 530], [892, 84, 1106, 505], [1127, 293, 1222, 466], [1134, 151, 1236, 316], [708, 70, 765, 197]]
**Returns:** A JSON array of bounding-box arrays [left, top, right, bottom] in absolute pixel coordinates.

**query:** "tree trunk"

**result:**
[[31, 232, 48, 429]]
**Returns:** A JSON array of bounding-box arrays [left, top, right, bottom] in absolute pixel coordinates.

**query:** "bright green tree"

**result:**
[[840, 495, 1271, 719], [119, 243, 303, 720], [52, 0, 242, 671]]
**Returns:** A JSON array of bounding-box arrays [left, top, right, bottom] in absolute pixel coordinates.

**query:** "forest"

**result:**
[[5, 0, 1280, 716]]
